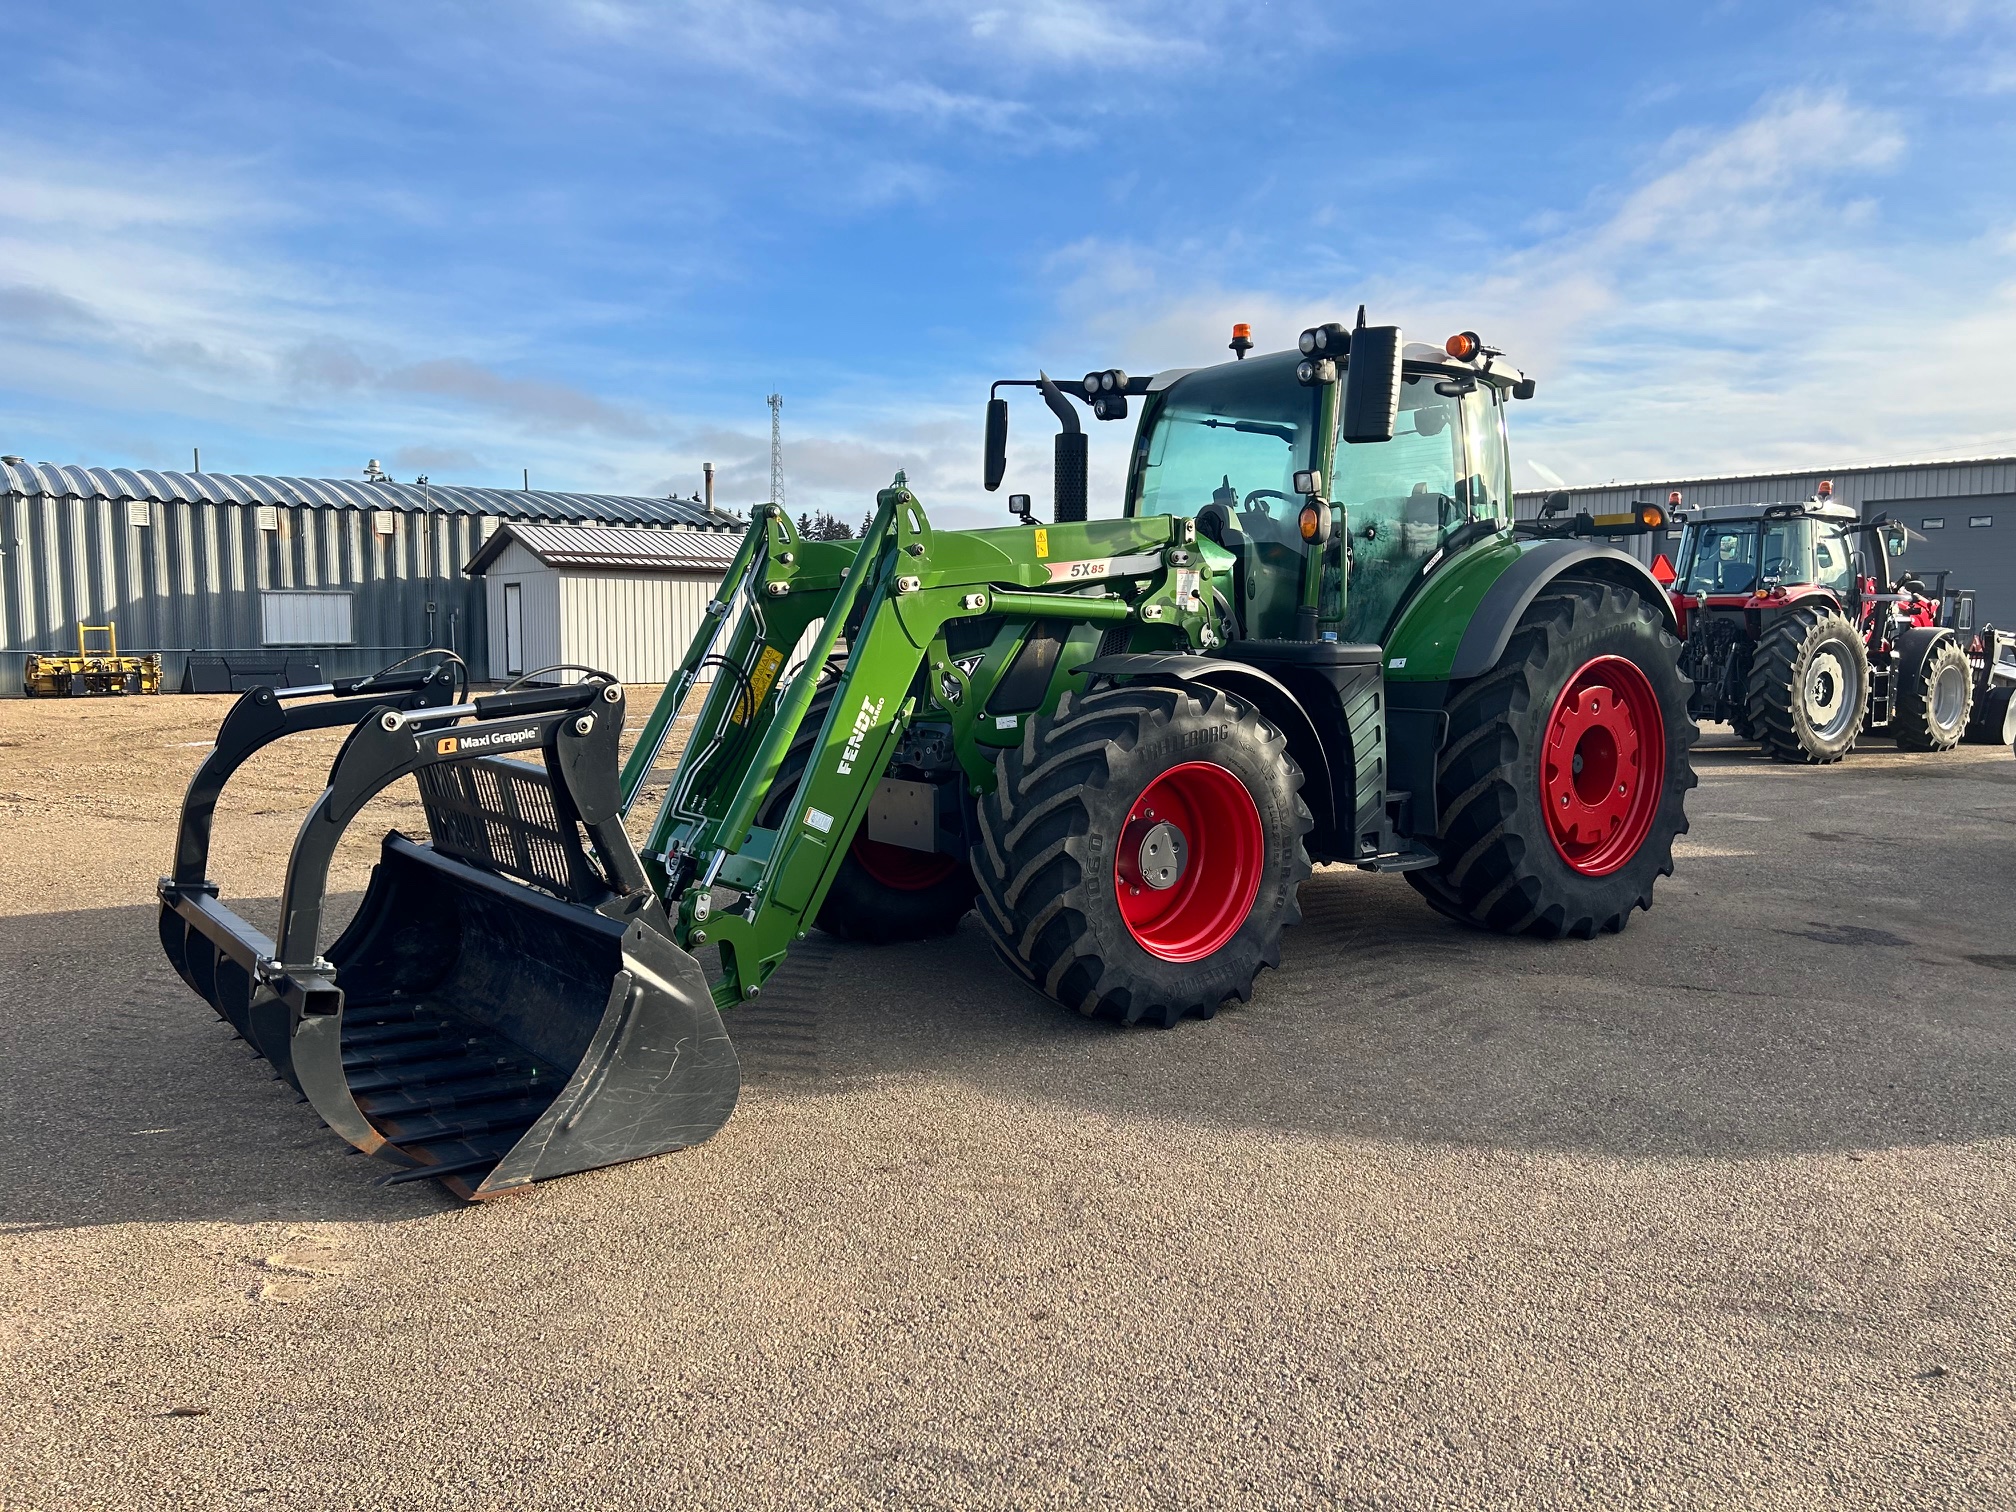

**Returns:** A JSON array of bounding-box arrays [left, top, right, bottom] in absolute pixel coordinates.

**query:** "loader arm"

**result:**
[[629, 478, 1211, 1009]]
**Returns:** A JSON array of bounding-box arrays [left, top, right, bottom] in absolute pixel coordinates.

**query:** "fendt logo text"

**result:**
[[836, 694, 886, 776]]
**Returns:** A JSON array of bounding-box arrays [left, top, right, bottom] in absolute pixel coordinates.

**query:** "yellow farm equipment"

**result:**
[[24, 622, 161, 697]]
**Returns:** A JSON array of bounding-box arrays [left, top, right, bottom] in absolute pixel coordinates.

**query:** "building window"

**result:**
[[503, 582, 525, 675], [261, 590, 355, 646], [1969, 515, 1994, 528], [1921, 517, 1944, 529]]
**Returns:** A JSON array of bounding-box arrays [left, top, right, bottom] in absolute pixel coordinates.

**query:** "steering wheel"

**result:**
[[1243, 489, 1293, 516]]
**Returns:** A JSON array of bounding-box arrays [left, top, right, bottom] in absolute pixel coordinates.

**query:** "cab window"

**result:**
[[1333, 376, 1466, 642], [1814, 530, 1856, 594]]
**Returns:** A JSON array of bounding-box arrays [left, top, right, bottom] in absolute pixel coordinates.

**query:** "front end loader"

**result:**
[[161, 313, 1695, 1196]]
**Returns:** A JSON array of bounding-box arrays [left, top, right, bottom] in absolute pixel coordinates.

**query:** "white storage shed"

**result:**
[[465, 522, 742, 685]]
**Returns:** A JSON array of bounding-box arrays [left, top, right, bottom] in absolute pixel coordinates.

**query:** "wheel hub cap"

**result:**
[[1125, 817, 1188, 891]]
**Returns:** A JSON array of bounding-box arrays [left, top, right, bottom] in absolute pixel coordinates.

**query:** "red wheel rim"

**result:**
[[1540, 654, 1666, 877], [1113, 761, 1264, 962], [850, 833, 962, 891]]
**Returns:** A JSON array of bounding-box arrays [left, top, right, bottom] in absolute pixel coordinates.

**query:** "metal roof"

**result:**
[[1516, 455, 2016, 516], [464, 520, 744, 576], [0, 461, 736, 529]]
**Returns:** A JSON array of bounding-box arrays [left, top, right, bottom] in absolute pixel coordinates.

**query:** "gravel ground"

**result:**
[[2, 692, 2013, 1510]]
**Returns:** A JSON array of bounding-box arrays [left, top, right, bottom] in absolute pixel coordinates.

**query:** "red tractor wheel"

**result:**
[[1538, 654, 1669, 876], [974, 683, 1311, 1026], [1408, 582, 1696, 938]]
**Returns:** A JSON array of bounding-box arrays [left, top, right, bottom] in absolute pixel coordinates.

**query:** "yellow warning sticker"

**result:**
[[1034, 528, 1049, 559], [732, 645, 785, 725]]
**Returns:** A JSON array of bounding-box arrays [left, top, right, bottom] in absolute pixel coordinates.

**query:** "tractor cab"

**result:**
[[1672, 501, 1864, 607], [1116, 325, 1526, 644]]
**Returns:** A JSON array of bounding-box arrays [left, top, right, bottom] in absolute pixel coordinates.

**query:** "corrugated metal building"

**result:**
[[0, 462, 736, 694], [1515, 456, 2016, 628], [465, 522, 743, 685]]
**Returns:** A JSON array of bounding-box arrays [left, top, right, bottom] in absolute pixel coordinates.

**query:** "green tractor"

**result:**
[[159, 313, 1695, 1197]]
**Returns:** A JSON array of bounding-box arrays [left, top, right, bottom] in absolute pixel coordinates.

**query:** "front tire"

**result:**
[[974, 683, 1312, 1026], [1747, 605, 1869, 764], [1893, 631, 1973, 751], [1406, 582, 1696, 938], [1964, 685, 2016, 747]]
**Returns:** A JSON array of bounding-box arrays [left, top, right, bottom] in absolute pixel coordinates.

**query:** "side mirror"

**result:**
[[1540, 491, 1569, 518], [1340, 324, 1401, 445], [983, 397, 1008, 492], [1885, 526, 1907, 557]]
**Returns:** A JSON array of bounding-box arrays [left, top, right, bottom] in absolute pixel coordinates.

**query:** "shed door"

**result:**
[[503, 582, 524, 676]]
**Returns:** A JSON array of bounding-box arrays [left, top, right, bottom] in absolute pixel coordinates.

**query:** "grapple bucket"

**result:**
[[158, 668, 739, 1199]]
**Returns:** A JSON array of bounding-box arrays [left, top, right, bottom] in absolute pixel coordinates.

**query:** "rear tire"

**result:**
[[1747, 605, 1869, 764], [760, 689, 977, 944], [1964, 685, 2016, 746], [1406, 582, 1695, 938], [974, 683, 1311, 1026], [1893, 632, 1973, 751]]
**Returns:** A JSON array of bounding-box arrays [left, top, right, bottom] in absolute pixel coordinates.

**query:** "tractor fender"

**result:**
[[1450, 542, 1677, 681], [1076, 653, 1337, 846], [1894, 624, 1956, 679]]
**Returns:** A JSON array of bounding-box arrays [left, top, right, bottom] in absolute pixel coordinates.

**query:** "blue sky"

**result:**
[[3, 1, 2014, 526]]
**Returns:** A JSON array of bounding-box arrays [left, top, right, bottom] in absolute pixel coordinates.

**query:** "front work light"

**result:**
[[1296, 357, 1337, 386], [1298, 322, 1348, 357]]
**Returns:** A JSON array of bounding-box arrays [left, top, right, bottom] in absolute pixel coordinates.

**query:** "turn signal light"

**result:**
[[1637, 503, 1665, 530], [1445, 331, 1480, 360], [1298, 503, 1324, 541]]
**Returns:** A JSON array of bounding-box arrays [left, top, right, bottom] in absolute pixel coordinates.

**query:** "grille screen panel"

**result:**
[[417, 755, 602, 900]]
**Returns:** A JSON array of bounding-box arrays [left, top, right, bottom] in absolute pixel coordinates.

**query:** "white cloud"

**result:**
[[1022, 92, 2016, 488], [965, 1, 1207, 65]]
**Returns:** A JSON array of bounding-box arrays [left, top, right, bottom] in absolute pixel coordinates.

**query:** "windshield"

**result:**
[[1680, 519, 1812, 596], [1132, 353, 1320, 638]]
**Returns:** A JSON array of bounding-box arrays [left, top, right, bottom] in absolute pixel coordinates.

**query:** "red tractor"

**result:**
[[1658, 484, 2016, 763]]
